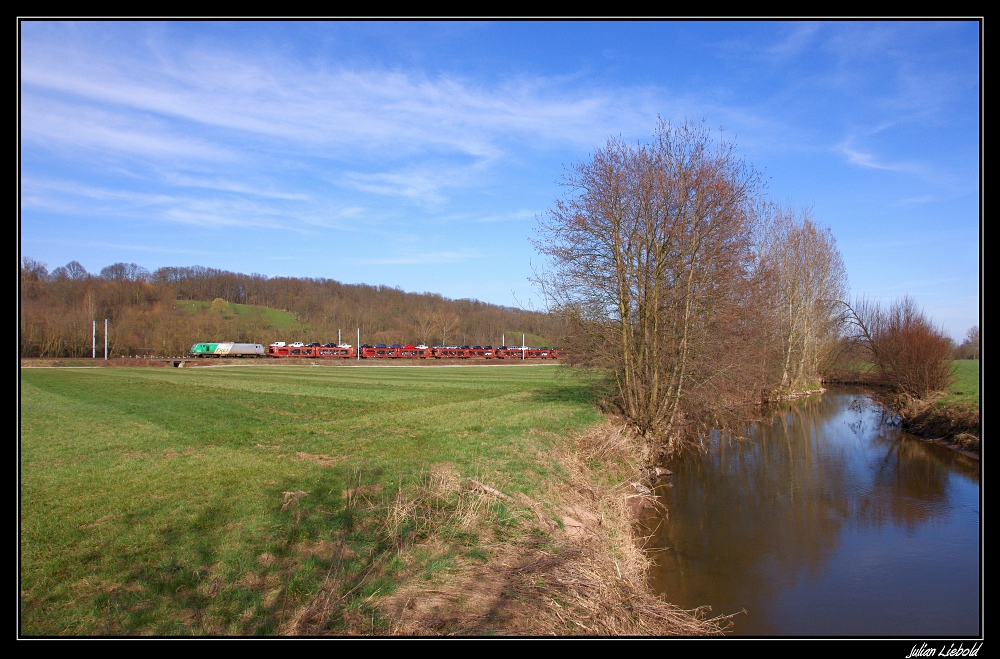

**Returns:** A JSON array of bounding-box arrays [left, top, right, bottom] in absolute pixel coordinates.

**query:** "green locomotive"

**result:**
[[188, 342, 265, 357]]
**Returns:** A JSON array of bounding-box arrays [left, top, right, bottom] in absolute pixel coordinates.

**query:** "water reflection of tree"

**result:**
[[646, 392, 848, 632], [644, 388, 976, 634], [855, 420, 977, 531]]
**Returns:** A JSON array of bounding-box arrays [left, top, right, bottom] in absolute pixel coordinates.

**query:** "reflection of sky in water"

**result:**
[[645, 387, 980, 636]]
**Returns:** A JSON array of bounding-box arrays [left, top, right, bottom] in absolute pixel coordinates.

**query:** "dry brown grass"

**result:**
[[366, 422, 729, 636], [272, 422, 729, 636], [885, 392, 981, 456]]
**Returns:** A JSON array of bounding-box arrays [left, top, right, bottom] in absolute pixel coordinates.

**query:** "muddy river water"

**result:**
[[644, 386, 981, 636]]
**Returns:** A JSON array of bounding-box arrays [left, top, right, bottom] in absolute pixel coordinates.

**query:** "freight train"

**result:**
[[188, 341, 560, 360]]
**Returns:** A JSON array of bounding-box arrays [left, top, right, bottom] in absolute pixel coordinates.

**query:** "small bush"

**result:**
[[846, 295, 953, 397]]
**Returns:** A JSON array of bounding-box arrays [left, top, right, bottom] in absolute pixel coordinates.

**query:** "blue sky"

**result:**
[[19, 21, 981, 340]]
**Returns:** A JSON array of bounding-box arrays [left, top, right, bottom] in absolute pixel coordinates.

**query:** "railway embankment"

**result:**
[[21, 357, 186, 368]]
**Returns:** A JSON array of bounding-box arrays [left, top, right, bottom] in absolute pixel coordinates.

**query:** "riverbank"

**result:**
[[889, 394, 980, 459], [373, 421, 728, 636]]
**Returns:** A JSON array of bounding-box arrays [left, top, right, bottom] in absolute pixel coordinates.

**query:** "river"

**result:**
[[644, 386, 981, 636]]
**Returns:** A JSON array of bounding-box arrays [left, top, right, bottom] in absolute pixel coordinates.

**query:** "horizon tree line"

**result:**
[[19, 257, 559, 358]]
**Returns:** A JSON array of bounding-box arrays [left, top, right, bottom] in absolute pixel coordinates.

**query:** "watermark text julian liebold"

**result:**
[[906, 643, 982, 658]]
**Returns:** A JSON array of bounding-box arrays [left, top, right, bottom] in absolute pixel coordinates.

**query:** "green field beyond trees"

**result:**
[[20, 364, 602, 635], [943, 359, 980, 408]]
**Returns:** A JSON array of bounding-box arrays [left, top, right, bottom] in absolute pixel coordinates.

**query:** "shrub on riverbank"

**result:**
[[896, 359, 979, 454], [843, 296, 954, 397]]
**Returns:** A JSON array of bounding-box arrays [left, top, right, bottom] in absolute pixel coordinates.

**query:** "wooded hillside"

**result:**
[[19, 258, 559, 357]]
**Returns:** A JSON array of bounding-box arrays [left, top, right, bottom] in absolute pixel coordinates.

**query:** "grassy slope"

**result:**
[[175, 300, 300, 330], [20, 365, 602, 635]]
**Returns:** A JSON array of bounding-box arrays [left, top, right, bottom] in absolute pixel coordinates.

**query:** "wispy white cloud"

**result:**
[[160, 207, 285, 230], [22, 177, 169, 201], [822, 23, 978, 124], [21, 28, 661, 169], [355, 249, 482, 265], [341, 169, 452, 205], [159, 173, 311, 200], [21, 96, 233, 162], [835, 141, 926, 175], [897, 194, 943, 205], [22, 237, 218, 257], [474, 209, 538, 223], [74, 241, 219, 256], [21, 177, 314, 232], [765, 23, 821, 58]]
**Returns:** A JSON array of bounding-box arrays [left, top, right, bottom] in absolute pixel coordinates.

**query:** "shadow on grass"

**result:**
[[527, 371, 609, 407]]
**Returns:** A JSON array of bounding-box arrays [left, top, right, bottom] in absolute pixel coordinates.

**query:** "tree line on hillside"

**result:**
[[19, 258, 559, 358], [534, 118, 958, 460]]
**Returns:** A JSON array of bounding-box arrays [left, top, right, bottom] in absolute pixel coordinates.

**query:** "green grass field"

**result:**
[[941, 359, 980, 408], [20, 364, 602, 635]]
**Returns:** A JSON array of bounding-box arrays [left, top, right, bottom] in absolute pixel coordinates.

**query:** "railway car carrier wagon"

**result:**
[[189, 342, 265, 357], [267, 344, 356, 358]]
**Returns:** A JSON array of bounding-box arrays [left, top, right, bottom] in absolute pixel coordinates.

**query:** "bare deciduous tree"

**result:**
[[437, 311, 460, 346], [414, 306, 437, 346], [534, 119, 768, 458], [759, 206, 849, 391], [844, 295, 954, 396]]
